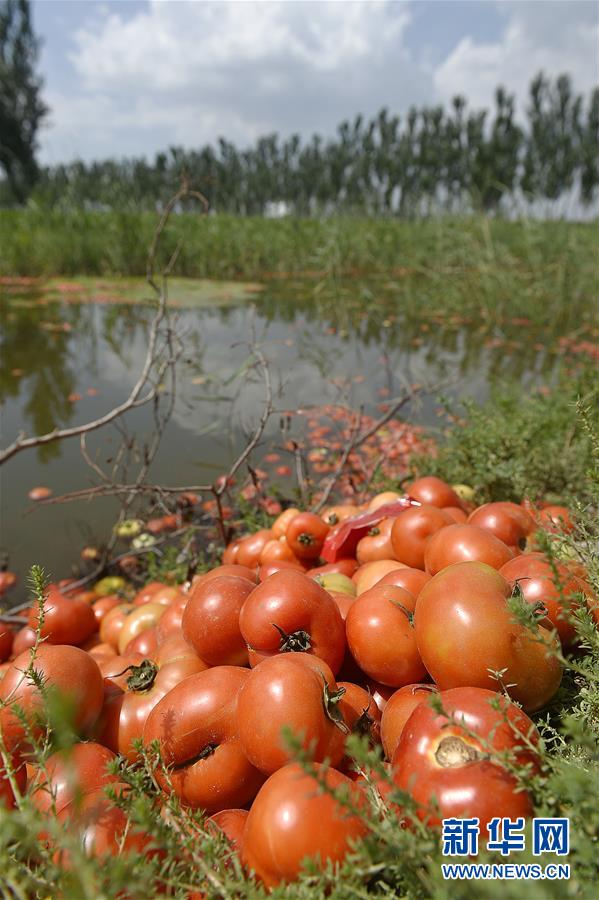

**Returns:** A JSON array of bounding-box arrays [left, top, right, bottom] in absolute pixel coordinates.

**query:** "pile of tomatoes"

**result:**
[[0, 476, 595, 889]]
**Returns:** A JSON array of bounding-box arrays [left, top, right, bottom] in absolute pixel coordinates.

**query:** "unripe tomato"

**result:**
[[312, 572, 356, 597], [237, 653, 347, 775], [182, 575, 253, 666], [415, 561, 562, 711], [309, 558, 359, 579], [424, 524, 514, 575], [390, 505, 453, 569], [346, 585, 426, 687], [285, 513, 330, 560], [242, 764, 368, 888], [117, 602, 165, 654]]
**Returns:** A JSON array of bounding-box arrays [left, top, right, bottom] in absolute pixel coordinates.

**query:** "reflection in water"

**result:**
[[0, 277, 586, 596]]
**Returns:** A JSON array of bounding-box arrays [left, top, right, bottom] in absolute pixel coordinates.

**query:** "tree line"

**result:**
[[1, 1, 597, 215]]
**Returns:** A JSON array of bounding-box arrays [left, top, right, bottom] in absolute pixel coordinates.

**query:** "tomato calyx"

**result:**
[[297, 532, 316, 547], [322, 681, 350, 734], [113, 659, 159, 692], [367, 527, 380, 537], [272, 623, 312, 653], [434, 735, 483, 768], [174, 742, 218, 769], [388, 598, 415, 626], [327, 514, 339, 526], [353, 705, 376, 738]]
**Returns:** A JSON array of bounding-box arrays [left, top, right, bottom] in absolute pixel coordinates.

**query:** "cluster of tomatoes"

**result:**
[[0, 476, 595, 890]]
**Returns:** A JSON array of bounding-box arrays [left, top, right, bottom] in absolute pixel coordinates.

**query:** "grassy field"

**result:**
[[2, 209, 598, 332]]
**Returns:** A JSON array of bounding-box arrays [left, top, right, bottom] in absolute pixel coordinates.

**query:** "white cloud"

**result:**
[[40, 0, 425, 162], [433, 1, 599, 111]]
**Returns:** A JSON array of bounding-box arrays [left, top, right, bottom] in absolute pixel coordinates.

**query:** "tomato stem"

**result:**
[[322, 680, 350, 734], [122, 659, 159, 692], [272, 623, 312, 653]]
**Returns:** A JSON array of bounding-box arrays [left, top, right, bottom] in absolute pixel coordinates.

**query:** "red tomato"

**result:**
[[0, 626, 14, 663], [132, 581, 164, 605], [143, 666, 264, 812], [241, 763, 368, 888], [406, 476, 463, 509], [124, 625, 159, 658], [337, 681, 382, 749], [182, 575, 253, 666], [56, 784, 151, 862], [424, 524, 514, 575], [0, 748, 25, 808], [537, 505, 574, 534], [28, 586, 97, 646], [390, 505, 453, 569], [0, 645, 104, 750], [11, 626, 37, 656], [376, 567, 431, 596], [134, 585, 182, 607], [414, 561, 562, 711], [191, 564, 257, 591], [356, 518, 395, 564], [258, 560, 306, 580], [354, 559, 405, 595], [380, 684, 437, 760], [91, 595, 121, 625], [98, 645, 207, 761], [0, 571, 17, 595], [30, 742, 119, 816], [222, 538, 242, 565], [468, 502, 534, 547], [272, 507, 301, 539], [443, 506, 468, 524], [392, 687, 539, 835], [364, 679, 396, 712], [346, 585, 426, 687], [236, 529, 274, 568], [499, 553, 584, 648], [239, 570, 346, 674], [286, 513, 330, 560], [309, 559, 359, 579], [328, 590, 356, 620], [237, 653, 346, 775], [155, 593, 188, 643], [99, 603, 135, 651], [207, 808, 248, 855], [259, 538, 302, 567], [117, 602, 165, 654]]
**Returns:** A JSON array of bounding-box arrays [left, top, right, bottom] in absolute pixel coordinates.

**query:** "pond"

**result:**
[[0, 274, 591, 603]]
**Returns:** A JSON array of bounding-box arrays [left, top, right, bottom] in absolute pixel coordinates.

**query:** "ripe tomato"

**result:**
[[406, 476, 463, 509], [222, 538, 241, 565], [442, 506, 468, 524], [499, 553, 584, 648], [143, 666, 264, 812], [537, 505, 574, 534], [236, 529, 274, 568], [272, 507, 301, 538], [28, 586, 97, 647], [415, 561, 562, 711], [239, 570, 346, 674], [56, 784, 151, 862], [241, 763, 368, 888], [390, 505, 453, 569], [259, 538, 302, 567], [320, 504, 360, 527], [392, 687, 539, 835], [285, 513, 330, 560], [380, 684, 436, 760], [99, 644, 207, 761], [191, 564, 258, 590], [258, 560, 306, 580], [155, 593, 188, 643], [367, 491, 401, 511], [309, 559, 359, 579], [99, 603, 135, 651], [337, 681, 382, 748], [468, 502, 534, 548], [354, 559, 405, 595], [124, 626, 159, 658], [182, 575, 253, 666], [91, 595, 121, 625], [132, 581, 165, 605], [0, 748, 25, 808], [30, 742, 119, 816], [346, 585, 426, 687], [356, 518, 395, 564], [117, 602, 165, 654], [0, 626, 14, 663], [11, 626, 37, 656], [134, 585, 182, 607], [207, 808, 248, 855], [376, 566, 431, 596], [237, 653, 346, 775], [0, 645, 104, 750], [424, 524, 514, 575], [328, 590, 356, 620]]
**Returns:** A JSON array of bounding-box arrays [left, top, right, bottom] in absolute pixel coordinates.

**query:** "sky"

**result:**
[[32, 0, 599, 165]]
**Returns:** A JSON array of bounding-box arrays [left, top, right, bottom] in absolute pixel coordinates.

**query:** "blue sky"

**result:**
[[32, 1, 599, 164]]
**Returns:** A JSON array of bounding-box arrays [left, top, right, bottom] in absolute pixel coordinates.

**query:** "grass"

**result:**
[[1, 210, 598, 332]]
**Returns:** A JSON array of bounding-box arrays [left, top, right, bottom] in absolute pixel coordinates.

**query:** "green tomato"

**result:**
[[94, 575, 127, 596], [451, 484, 475, 503], [115, 519, 143, 539], [314, 573, 357, 597], [131, 533, 156, 550]]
